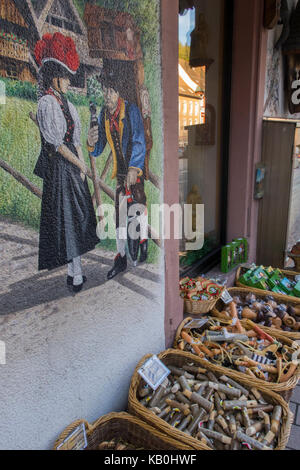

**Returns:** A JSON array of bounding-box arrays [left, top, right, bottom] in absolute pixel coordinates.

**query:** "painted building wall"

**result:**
[[264, 0, 300, 118], [0, 0, 165, 450]]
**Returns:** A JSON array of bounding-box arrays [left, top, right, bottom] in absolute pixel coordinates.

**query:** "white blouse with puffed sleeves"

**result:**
[[37, 94, 82, 152]]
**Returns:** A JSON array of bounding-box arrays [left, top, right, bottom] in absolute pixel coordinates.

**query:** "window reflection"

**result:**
[[178, 0, 225, 269]]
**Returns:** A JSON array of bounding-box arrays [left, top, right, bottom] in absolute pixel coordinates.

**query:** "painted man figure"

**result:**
[[87, 68, 148, 280]]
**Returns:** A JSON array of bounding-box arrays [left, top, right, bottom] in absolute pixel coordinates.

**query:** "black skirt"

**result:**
[[35, 142, 99, 271]]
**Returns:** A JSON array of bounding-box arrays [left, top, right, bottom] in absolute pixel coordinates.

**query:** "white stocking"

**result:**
[[138, 209, 148, 242], [72, 256, 83, 286], [67, 262, 74, 277], [116, 227, 126, 258]]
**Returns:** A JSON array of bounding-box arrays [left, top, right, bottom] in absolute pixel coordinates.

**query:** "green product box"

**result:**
[[273, 268, 283, 279], [267, 277, 278, 290], [269, 272, 282, 285], [221, 245, 233, 273], [231, 241, 241, 266], [252, 266, 268, 280], [239, 271, 253, 286], [265, 266, 275, 277], [233, 238, 248, 264], [247, 275, 260, 288], [279, 278, 294, 294], [254, 279, 268, 291], [272, 286, 287, 295], [292, 281, 300, 298]]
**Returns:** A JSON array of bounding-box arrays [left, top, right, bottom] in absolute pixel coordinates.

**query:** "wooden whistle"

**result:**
[[181, 331, 205, 358], [271, 406, 282, 435], [165, 399, 190, 416], [183, 390, 214, 413]]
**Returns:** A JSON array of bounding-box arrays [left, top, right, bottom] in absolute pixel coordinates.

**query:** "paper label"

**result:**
[[138, 355, 171, 391], [221, 289, 233, 305], [184, 319, 209, 330], [56, 423, 87, 451]]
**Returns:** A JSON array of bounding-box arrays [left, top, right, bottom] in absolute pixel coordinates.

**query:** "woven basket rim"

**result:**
[[174, 315, 300, 392], [183, 287, 225, 315], [53, 411, 195, 450], [128, 349, 293, 451], [215, 287, 300, 341]]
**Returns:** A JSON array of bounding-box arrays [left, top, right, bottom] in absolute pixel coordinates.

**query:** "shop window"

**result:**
[[50, 16, 63, 28], [178, 0, 233, 275], [6, 63, 18, 80]]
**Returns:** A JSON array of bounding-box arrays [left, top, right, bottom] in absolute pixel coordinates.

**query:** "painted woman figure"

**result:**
[[34, 33, 99, 292]]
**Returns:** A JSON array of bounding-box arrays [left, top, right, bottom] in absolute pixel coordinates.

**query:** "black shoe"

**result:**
[[139, 239, 148, 263], [107, 254, 127, 280], [73, 282, 84, 294], [67, 275, 87, 286]]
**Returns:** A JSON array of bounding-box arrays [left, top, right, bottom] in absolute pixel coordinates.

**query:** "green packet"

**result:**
[[254, 279, 269, 290], [272, 286, 288, 295], [233, 238, 248, 264], [279, 278, 295, 294], [267, 277, 278, 290], [292, 281, 300, 298], [252, 266, 268, 280], [265, 266, 275, 277]]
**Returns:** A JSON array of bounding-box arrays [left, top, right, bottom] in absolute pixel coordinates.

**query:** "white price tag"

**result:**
[[138, 355, 171, 391], [56, 423, 87, 450], [221, 289, 233, 305], [184, 319, 209, 330]]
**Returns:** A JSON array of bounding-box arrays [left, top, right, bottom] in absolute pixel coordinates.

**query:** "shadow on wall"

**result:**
[[0, 231, 161, 316]]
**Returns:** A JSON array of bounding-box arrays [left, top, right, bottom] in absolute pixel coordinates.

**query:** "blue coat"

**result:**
[[91, 99, 146, 179]]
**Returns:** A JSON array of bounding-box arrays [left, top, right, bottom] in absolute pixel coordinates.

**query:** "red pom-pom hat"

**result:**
[[34, 33, 80, 75]]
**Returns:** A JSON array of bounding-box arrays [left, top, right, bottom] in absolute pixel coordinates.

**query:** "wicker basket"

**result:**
[[128, 349, 293, 450], [213, 287, 300, 341], [236, 266, 300, 303], [184, 288, 224, 315], [174, 315, 300, 402], [53, 412, 194, 450]]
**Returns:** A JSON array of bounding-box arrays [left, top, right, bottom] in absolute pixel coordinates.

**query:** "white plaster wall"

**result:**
[[0, 0, 165, 448], [0, 236, 165, 449]]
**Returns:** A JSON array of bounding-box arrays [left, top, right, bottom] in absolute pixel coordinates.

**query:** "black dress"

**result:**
[[34, 92, 99, 271]]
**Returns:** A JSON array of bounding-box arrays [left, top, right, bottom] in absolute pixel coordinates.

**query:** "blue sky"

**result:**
[[179, 9, 195, 46]]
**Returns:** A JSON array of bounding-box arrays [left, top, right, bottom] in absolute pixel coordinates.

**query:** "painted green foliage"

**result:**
[[0, 0, 162, 263]]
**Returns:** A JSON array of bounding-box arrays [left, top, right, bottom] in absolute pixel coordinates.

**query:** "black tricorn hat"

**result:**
[[97, 61, 122, 92]]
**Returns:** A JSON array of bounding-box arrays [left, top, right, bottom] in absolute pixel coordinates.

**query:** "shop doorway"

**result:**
[[256, 119, 299, 268]]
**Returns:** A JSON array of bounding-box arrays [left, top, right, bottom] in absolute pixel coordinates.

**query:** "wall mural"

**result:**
[[0, 0, 162, 315]]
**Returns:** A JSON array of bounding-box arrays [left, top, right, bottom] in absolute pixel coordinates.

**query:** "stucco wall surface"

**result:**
[[0, 220, 164, 450]]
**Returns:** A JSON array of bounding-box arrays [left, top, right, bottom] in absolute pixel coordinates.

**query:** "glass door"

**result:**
[[178, 0, 233, 276]]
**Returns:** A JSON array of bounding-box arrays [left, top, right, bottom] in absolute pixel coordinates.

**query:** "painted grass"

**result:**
[[0, 97, 162, 263]]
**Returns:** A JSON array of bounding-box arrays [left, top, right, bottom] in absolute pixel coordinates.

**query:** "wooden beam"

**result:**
[[148, 171, 161, 190], [37, 0, 55, 32], [0, 158, 42, 199], [0, 157, 160, 247]]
